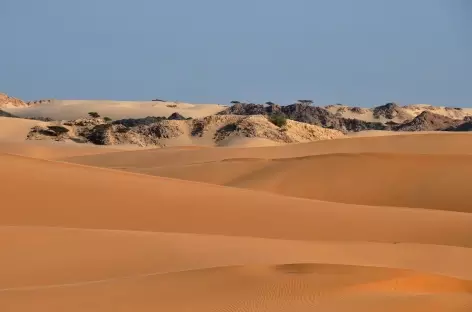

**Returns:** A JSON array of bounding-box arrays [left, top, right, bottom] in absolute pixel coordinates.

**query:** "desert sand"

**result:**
[[4, 99, 227, 120], [1, 113, 472, 311]]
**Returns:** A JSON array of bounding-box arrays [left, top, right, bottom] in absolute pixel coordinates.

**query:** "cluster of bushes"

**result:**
[[268, 113, 287, 127]]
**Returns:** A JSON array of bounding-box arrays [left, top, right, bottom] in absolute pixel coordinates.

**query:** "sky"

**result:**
[[1, 0, 471, 107]]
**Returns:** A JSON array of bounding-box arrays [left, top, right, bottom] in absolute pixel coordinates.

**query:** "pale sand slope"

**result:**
[[0, 117, 45, 141], [122, 153, 472, 212], [4, 99, 226, 120], [63, 133, 472, 169], [1, 153, 472, 311], [0, 141, 122, 159]]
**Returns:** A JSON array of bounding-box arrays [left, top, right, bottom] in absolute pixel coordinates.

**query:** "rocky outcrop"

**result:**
[[0, 93, 29, 108], [112, 116, 166, 127], [213, 115, 344, 144], [445, 122, 472, 132], [218, 103, 268, 115], [444, 116, 472, 132], [168, 112, 186, 120], [372, 102, 410, 120], [27, 125, 70, 141], [338, 118, 387, 132], [394, 111, 461, 131], [219, 103, 386, 133], [27, 114, 344, 146]]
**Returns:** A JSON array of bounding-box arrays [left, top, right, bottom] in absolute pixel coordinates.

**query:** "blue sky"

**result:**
[[1, 0, 471, 106]]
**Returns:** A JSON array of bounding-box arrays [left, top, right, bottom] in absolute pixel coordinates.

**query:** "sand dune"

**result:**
[[0, 141, 122, 159], [2, 127, 472, 310], [2, 226, 472, 289], [128, 153, 472, 212], [63, 133, 472, 212], [2, 262, 471, 311], [64, 133, 472, 169], [0, 117, 45, 141], [3, 153, 472, 247], [4, 99, 226, 120]]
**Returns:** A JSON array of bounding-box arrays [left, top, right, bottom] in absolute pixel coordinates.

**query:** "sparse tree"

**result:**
[[230, 100, 241, 104], [297, 100, 314, 105], [265, 101, 276, 105], [103, 117, 112, 122], [88, 112, 100, 118]]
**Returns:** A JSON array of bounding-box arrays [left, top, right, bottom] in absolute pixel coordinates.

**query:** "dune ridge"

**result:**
[[121, 152, 472, 212]]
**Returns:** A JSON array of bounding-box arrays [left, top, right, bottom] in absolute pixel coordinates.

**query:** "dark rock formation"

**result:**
[[113, 116, 166, 127], [168, 112, 186, 120], [444, 116, 472, 131], [218, 103, 268, 115], [394, 111, 461, 131], [445, 122, 472, 131], [373, 102, 409, 120], [218, 102, 386, 133]]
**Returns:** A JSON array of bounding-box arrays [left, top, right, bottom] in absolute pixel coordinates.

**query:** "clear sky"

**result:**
[[1, 0, 471, 106]]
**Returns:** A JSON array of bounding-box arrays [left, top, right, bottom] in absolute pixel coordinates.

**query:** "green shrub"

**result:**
[[103, 116, 112, 122], [268, 114, 287, 127], [47, 125, 70, 135], [88, 112, 100, 118]]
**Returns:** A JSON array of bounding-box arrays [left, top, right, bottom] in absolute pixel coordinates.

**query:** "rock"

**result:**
[[27, 125, 69, 141], [0, 93, 29, 108], [168, 112, 186, 120], [394, 111, 461, 131], [217, 103, 268, 115], [219, 102, 387, 133], [350, 107, 364, 113], [213, 115, 344, 144], [113, 116, 166, 127], [373, 102, 410, 120], [27, 114, 345, 147]]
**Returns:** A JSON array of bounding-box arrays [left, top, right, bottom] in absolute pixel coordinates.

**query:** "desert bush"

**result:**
[[166, 104, 177, 108], [26, 116, 54, 121], [113, 116, 166, 127], [220, 123, 238, 132], [88, 112, 100, 118], [268, 113, 287, 127], [265, 101, 275, 105], [103, 117, 112, 122], [47, 125, 69, 135], [230, 100, 241, 104]]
